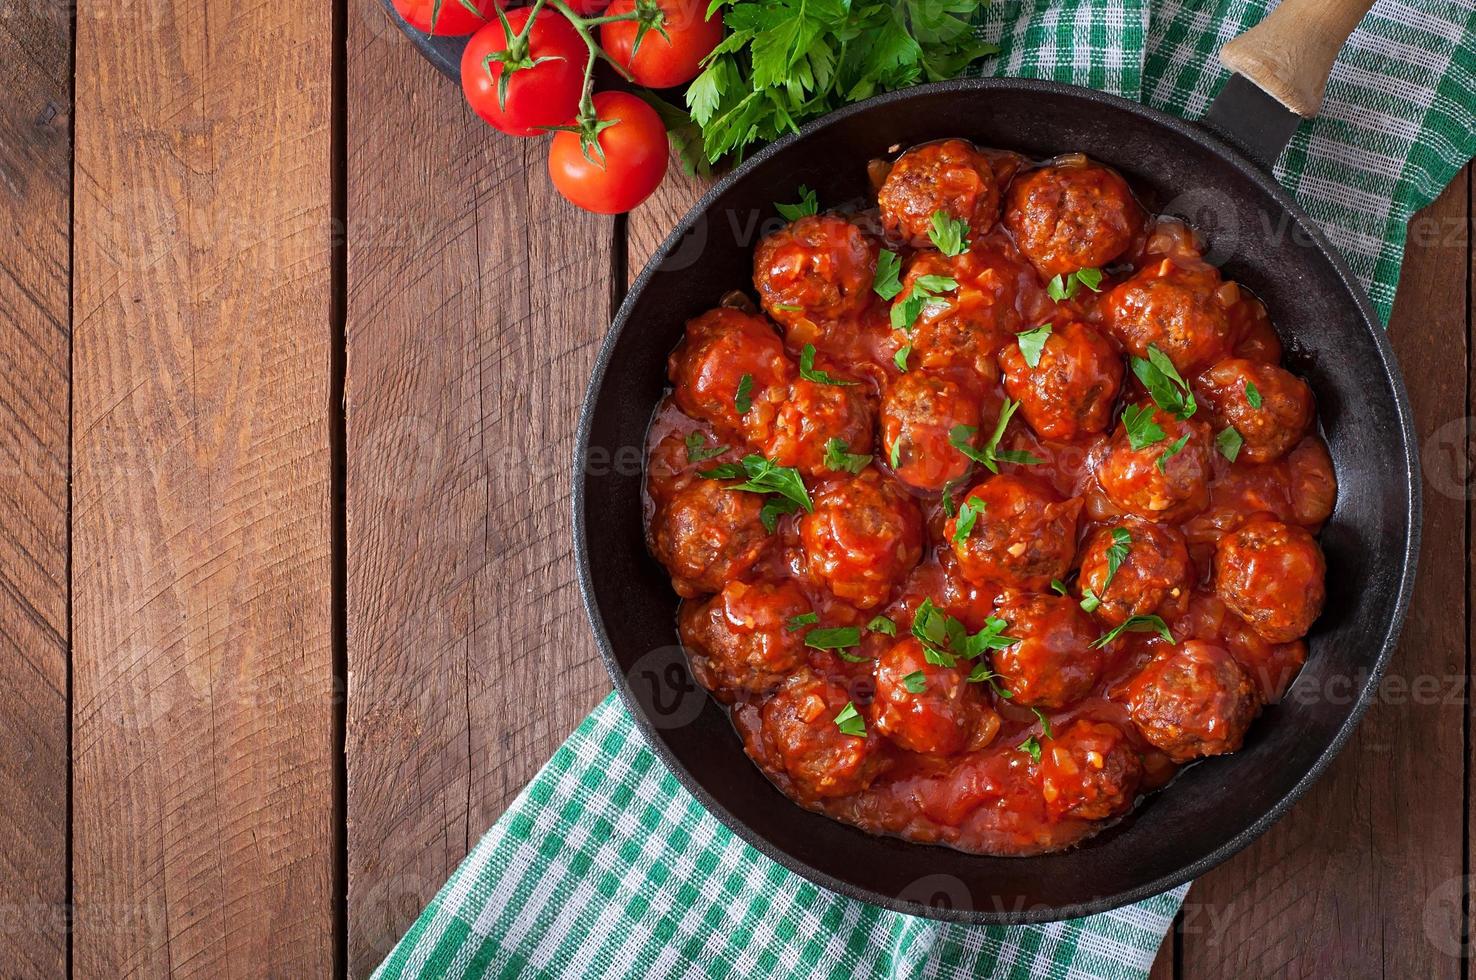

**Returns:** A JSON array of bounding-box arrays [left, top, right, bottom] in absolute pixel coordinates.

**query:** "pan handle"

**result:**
[[1219, 0, 1376, 118]]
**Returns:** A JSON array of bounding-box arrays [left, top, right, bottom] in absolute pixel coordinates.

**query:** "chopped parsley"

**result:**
[[773, 303, 803, 312], [1017, 708, 1054, 762], [1131, 345, 1197, 420], [867, 615, 897, 636], [889, 438, 902, 471], [684, 432, 729, 463], [1015, 324, 1052, 369], [701, 454, 812, 529], [952, 496, 984, 545], [760, 497, 801, 532], [893, 344, 911, 372], [1156, 432, 1192, 472], [1216, 425, 1244, 462], [1079, 587, 1101, 613], [1046, 267, 1104, 301], [948, 399, 1042, 474], [823, 437, 872, 474], [799, 344, 856, 386], [1049, 579, 1068, 596], [890, 275, 957, 333], [833, 701, 867, 737], [1245, 380, 1263, 409], [1121, 403, 1166, 450], [912, 599, 1019, 676], [775, 185, 818, 221], [1104, 527, 1131, 587], [901, 670, 927, 694], [873, 249, 903, 300], [734, 374, 754, 415], [1092, 614, 1173, 649], [928, 210, 970, 256], [785, 611, 818, 632], [805, 626, 862, 650]]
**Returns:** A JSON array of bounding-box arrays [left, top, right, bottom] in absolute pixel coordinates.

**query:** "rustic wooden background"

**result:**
[[0, 0, 1471, 976]]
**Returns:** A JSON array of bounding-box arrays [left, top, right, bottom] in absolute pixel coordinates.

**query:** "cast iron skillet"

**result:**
[[381, 0, 1420, 924]]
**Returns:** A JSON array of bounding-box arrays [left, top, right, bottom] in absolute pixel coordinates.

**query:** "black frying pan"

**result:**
[[385, 0, 1420, 923]]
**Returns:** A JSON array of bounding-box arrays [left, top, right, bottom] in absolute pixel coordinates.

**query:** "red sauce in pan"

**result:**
[[642, 139, 1334, 856]]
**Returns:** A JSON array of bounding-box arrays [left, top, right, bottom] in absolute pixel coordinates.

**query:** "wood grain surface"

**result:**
[[343, 0, 611, 970], [69, 0, 337, 975], [0, 4, 72, 977]]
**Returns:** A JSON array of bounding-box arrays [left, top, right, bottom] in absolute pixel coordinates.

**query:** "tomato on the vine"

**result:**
[[461, 8, 586, 137], [600, 0, 724, 89], [561, 0, 613, 12], [394, 0, 501, 36], [548, 92, 669, 214]]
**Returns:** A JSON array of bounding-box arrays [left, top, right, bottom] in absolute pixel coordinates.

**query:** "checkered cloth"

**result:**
[[376, 3, 1476, 978]]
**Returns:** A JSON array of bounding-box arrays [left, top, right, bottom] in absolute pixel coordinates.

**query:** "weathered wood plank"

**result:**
[[1181, 171, 1470, 978], [344, 0, 614, 969], [0, 5, 71, 978], [70, 0, 338, 973]]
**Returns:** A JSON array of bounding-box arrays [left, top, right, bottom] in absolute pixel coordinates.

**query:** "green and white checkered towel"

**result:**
[[377, 3, 1476, 978]]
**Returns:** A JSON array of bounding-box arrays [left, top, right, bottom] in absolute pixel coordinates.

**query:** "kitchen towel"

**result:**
[[376, 1, 1476, 977]]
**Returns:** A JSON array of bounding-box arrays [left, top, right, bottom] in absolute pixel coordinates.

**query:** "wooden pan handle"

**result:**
[[1220, 0, 1377, 117]]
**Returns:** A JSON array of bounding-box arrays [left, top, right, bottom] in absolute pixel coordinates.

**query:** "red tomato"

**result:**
[[548, 92, 669, 213], [394, 0, 500, 36], [600, 0, 724, 89], [563, 0, 613, 11], [461, 8, 586, 137]]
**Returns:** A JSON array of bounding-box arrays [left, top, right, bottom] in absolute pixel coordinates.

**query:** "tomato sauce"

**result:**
[[641, 139, 1334, 856]]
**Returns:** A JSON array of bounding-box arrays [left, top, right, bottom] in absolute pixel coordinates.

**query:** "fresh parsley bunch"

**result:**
[[684, 0, 997, 165]]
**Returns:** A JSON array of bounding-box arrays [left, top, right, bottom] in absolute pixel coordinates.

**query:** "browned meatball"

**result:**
[[754, 214, 877, 332], [668, 307, 795, 443], [651, 479, 772, 597], [679, 579, 811, 700], [1038, 720, 1143, 821], [879, 139, 1001, 245], [1096, 404, 1213, 523], [800, 469, 924, 609], [1004, 158, 1144, 279], [1286, 437, 1337, 527], [760, 669, 887, 798], [1127, 641, 1260, 762], [879, 371, 983, 492], [871, 637, 1000, 756], [893, 246, 1027, 376], [991, 594, 1103, 709], [946, 474, 1081, 590], [1077, 519, 1192, 626], [999, 321, 1123, 440], [1104, 259, 1234, 376], [1196, 358, 1314, 464], [1214, 516, 1327, 642], [764, 377, 874, 478]]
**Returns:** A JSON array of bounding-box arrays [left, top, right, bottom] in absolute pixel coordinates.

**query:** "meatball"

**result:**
[[1004, 158, 1144, 279], [760, 669, 887, 798], [800, 469, 924, 609], [651, 478, 772, 597], [1214, 516, 1327, 642], [947, 474, 1081, 590], [764, 378, 874, 478], [1038, 720, 1143, 821], [1127, 641, 1260, 762], [754, 213, 876, 332], [879, 139, 1001, 245], [999, 321, 1123, 440], [1077, 519, 1192, 626], [668, 307, 794, 442], [679, 579, 811, 699], [1104, 259, 1233, 376], [991, 594, 1103, 709], [871, 637, 1000, 755], [879, 371, 983, 491], [1286, 437, 1337, 527], [894, 246, 1029, 376], [1196, 358, 1314, 464], [1096, 404, 1213, 524]]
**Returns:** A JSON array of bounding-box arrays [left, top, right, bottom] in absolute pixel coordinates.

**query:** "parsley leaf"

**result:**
[[1092, 614, 1173, 649], [806, 626, 862, 650], [948, 399, 1042, 474], [684, 432, 729, 463], [1049, 579, 1068, 596], [867, 615, 896, 636], [735, 373, 754, 415], [1105, 527, 1131, 588], [1046, 267, 1105, 301], [823, 437, 872, 474], [889, 438, 902, 471], [1018, 735, 1042, 763], [1121, 403, 1166, 450], [1131, 345, 1197, 420], [785, 611, 818, 632], [1245, 380, 1263, 409], [901, 670, 927, 694], [1156, 432, 1192, 472], [1015, 324, 1052, 369], [873, 249, 903, 300], [760, 497, 800, 533], [893, 344, 911, 372], [1079, 587, 1101, 613], [833, 701, 867, 737], [928, 210, 970, 256], [952, 496, 983, 545], [889, 275, 956, 333], [775, 185, 818, 221], [704, 454, 813, 518], [1216, 425, 1244, 462], [799, 344, 857, 386]]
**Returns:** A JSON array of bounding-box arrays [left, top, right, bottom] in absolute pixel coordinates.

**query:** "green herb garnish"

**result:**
[[1121, 403, 1166, 450], [775, 185, 818, 221], [873, 249, 903, 300], [833, 701, 867, 737], [1092, 614, 1173, 649], [1131, 345, 1196, 420], [928, 210, 970, 256], [1216, 425, 1244, 462], [948, 399, 1042, 473], [684, 432, 729, 463], [785, 611, 818, 632], [1245, 380, 1263, 409], [823, 437, 872, 474], [1156, 432, 1192, 472], [867, 615, 896, 636], [799, 344, 857, 386], [1046, 267, 1104, 301], [952, 496, 983, 545], [1015, 324, 1052, 369], [734, 373, 754, 415], [890, 275, 957, 333], [893, 344, 911, 372], [1105, 527, 1131, 588], [901, 670, 927, 694], [805, 626, 863, 651]]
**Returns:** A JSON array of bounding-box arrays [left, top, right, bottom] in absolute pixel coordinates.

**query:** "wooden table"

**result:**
[[1, 0, 1471, 976]]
